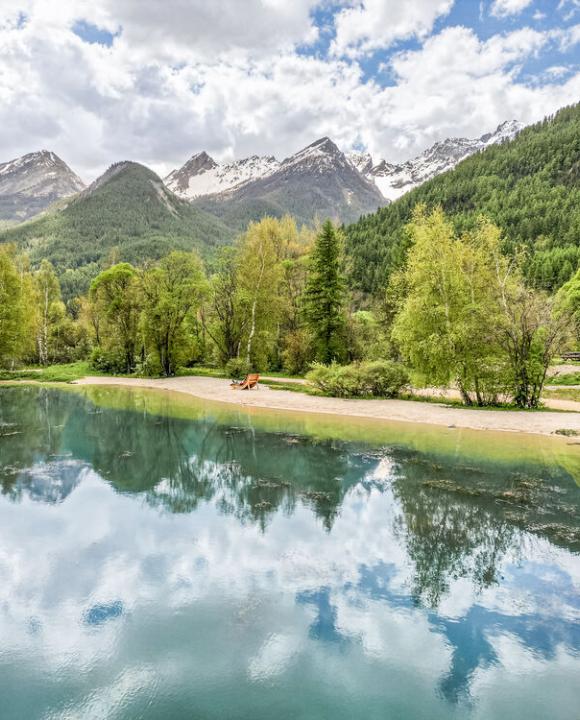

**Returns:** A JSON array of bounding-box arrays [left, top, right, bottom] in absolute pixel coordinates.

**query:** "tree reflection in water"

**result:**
[[1, 385, 579, 709]]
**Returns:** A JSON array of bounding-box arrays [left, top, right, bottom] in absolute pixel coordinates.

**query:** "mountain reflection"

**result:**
[[1, 385, 579, 712]]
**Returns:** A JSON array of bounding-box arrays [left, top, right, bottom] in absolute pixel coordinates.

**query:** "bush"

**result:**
[[281, 329, 315, 375], [224, 357, 251, 380], [361, 360, 410, 397], [89, 347, 128, 374], [306, 360, 409, 398], [135, 353, 162, 377]]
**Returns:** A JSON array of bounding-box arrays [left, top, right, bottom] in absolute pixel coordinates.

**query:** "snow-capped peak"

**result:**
[[280, 136, 352, 174], [360, 120, 524, 201], [348, 152, 373, 175], [166, 152, 279, 199], [0, 150, 85, 199]]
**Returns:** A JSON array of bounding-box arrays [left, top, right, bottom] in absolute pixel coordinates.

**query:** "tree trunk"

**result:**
[[246, 298, 258, 366]]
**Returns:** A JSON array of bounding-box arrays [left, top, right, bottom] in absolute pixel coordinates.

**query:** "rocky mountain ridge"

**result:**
[[353, 120, 524, 201], [0, 150, 85, 222]]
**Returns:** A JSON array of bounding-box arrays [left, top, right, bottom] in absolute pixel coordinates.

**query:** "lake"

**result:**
[[1, 384, 579, 719]]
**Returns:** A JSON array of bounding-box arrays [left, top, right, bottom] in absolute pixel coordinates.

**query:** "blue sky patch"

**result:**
[[73, 20, 118, 47]]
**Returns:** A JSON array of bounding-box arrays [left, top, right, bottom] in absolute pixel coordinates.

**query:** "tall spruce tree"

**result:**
[[304, 220, 346, 363]]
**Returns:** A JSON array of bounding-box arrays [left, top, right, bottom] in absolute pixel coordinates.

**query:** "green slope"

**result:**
[[345, 103, 580, 297], [0, 162, 234, 292]]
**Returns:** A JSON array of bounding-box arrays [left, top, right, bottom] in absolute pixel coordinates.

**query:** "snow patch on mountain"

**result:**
[[351, 120, 524, 201], [0, 150, 85, 222], [166, 153, 279, 199], [0, 150, 85, 198]]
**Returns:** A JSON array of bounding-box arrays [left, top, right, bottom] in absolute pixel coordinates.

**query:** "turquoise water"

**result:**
[[0, 385, 579, 719]]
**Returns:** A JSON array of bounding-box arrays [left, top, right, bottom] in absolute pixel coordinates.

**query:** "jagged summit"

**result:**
[[166, 151, 279, 199], [0, 149, 85, 221], [0, 155, 233, 275], [281, 136, 351, 172], [193, 135, 386, 227], [354, 120, 524, 201]]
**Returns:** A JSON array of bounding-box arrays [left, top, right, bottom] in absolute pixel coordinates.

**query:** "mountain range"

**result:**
[[0, 114, 541, 296], [0, 161, 233, 295], [190, 137, 385, 228], [165, 120, 523, 207], [349, 120, 523, 201], [0, 119, 524, 230]]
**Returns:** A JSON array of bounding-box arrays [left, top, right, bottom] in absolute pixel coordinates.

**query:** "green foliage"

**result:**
[[500, 285, 569, 408], [0, 246, 25, 367], [548, 372, 580, 386], [141, 251, 207, 376], [306, 360, 409, 398], [90, 262, 141, 373], [392, 208, 509, 404], [0, 361, 95, 382], [391, 208, 568, 407], [281, 328, 315, 375], [346, 102, 580, 296], [31, 260, 74, 365], [89, 346, 129, 374], [555, 267, 580, 344], [0, 163, 233, 298], [206, 216, 313, 370], [346, 310, 389, 361], [304, 220, 347, 363], [224, 357, 251, 380]]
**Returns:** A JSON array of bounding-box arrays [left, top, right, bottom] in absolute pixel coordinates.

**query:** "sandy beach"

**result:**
[[71, 375, 580, 437]]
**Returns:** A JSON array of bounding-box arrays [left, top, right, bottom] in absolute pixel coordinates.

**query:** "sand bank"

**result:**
[[71, 375, 580, 437]]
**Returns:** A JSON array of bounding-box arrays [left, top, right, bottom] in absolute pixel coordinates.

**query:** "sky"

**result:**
[[0, 0, 578, 181]]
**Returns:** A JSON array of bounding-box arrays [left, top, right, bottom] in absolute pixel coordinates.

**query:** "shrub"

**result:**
[[361, 360, 410, 397], [224, 357, 251, 380], [135, 353, 162, 377], [306, 360, 409, 398], [89, 347, 128, 374], [281, 329, 315, 375]]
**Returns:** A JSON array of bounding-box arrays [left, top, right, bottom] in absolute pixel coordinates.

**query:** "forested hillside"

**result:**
[[0, 162, 233, 297], [345, 103, 580, 297]]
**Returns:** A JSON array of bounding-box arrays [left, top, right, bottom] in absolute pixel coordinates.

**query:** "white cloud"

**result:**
[[331, 0, 455, 57], [556, 22, 580, 48], [490, 0, 534, 18], [354, 25, 579, 162], [0, 0, 578, 180]]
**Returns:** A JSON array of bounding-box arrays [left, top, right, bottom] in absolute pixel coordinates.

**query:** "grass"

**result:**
[[260, 379, 315, 394], [544, 387, 580, 402], [0, 361, 99, 383], [546, 372, 580, 386], [398, 391, 561, 412]]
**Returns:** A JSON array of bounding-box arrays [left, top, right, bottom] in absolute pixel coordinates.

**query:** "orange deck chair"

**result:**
[[230, 373, 260, 390]]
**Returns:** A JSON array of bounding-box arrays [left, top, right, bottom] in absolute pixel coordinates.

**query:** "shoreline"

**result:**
[[64, 375, 580, 437]]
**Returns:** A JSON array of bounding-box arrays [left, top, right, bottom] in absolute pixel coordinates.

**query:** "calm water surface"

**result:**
[[1, 385, 579, 720]]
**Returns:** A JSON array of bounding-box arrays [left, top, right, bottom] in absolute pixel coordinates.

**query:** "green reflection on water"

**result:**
[[0, 384, 579, 720], [71, 382, 580, 483]]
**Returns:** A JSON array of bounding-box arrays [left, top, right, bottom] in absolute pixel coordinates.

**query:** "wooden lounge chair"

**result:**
[[230, 373, 260, 390]]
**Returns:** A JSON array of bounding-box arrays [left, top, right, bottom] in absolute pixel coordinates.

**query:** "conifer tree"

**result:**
[[304, 220, 346, 363]]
